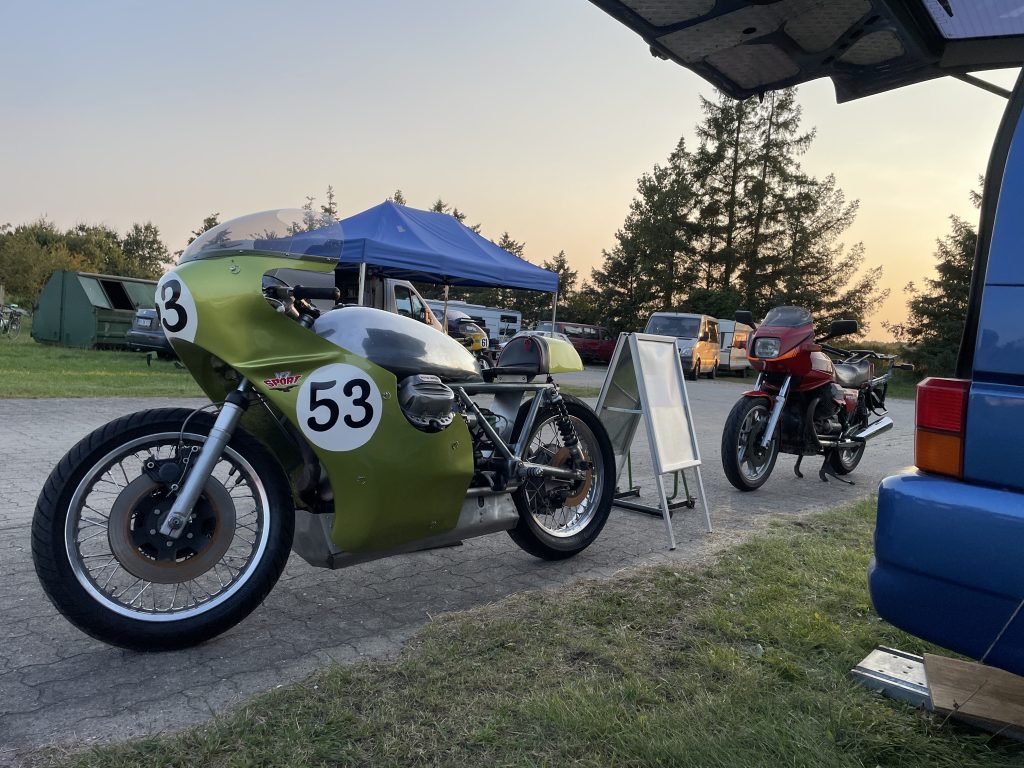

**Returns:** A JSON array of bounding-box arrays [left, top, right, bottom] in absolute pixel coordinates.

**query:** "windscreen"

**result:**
[[179, 209, 342, 264], [761, 306, 813, 328], [645, 315, 701, 338]]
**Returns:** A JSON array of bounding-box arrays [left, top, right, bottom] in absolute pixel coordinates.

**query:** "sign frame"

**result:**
[[595, 332, 712, 548]]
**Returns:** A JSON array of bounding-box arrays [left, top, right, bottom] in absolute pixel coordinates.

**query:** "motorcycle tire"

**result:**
[[721, 397, 779, 492], [32, 408, 294, 651], [827, 443, 865, 475], [508, 394, 615, 560]]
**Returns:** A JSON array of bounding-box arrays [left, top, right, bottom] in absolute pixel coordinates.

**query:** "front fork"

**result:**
[[759, 375, 792, 449], [158, 378, 251, 538]]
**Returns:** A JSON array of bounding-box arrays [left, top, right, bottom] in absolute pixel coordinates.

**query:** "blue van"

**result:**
[[592, 1, 1024, 674]]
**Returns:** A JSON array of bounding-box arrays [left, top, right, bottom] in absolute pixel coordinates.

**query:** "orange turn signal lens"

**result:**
[[915, 429, 962, 479]]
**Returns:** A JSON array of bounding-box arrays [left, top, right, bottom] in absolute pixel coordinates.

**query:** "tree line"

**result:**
[[4, 88, 973, 361], [0, 220, 169, 305]]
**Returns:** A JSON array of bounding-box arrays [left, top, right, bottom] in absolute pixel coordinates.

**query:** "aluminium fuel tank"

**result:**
[[313, 306, 482, 382]]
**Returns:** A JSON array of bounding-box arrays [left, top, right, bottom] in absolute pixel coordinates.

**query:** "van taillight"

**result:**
[[915, 378, 970, 479]]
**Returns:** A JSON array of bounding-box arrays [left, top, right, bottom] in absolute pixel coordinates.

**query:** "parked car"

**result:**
[[716, 319, 753, 377], [125, 308, 173, 357], [534, 321, 616, 363], [644, 312, 719, 380]]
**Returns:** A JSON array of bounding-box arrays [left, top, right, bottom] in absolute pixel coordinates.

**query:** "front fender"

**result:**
[[740, 389, 775, 405]]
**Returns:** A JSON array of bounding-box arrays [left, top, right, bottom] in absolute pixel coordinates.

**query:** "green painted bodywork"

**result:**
[[545, 337, 584, 374], [166, 256, 474, 553]]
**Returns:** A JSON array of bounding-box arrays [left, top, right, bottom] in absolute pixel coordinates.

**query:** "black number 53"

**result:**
[[307, 378, 374, 432]]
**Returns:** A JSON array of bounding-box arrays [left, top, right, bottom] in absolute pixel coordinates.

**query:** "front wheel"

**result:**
[[508, 394, 616, 560], [721, 397, 780, 491], [32, 408, 295, 650], [9, 315, 21, 340]]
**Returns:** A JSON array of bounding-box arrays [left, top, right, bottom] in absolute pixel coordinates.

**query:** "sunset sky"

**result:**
[[1, 1, 1018, 336]]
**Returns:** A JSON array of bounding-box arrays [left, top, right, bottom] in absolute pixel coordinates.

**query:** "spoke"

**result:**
[[100, 563, 122, 590], [83, 505, 110, 519], [112, 578, 143, 600], [128, 582, 152, 607]]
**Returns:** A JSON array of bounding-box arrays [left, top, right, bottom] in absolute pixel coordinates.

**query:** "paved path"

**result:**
[[0, 377, 914, 762]]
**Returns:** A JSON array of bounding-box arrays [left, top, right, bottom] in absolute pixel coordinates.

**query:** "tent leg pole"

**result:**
[[443, 284, 449, 335], [550, 293, 558, 333], [357, 263, 367, 307]]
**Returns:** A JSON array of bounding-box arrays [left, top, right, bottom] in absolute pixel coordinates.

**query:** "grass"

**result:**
[[34, 499, 1023, 767], [0, 318, 201, 398]]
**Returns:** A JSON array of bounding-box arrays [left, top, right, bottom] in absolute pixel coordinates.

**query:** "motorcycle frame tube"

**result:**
[[163, 255, 475, 554]]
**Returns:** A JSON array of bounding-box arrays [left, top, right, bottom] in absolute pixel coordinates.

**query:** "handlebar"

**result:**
[[292, 285, 341, 302], [817, 342, 912, 371]]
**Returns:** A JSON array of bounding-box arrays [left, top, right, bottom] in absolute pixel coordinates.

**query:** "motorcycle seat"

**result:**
[[834, 360, 872, 388]]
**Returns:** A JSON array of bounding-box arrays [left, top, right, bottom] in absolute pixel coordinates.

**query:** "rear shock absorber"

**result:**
[[546, 380, 580, 449]]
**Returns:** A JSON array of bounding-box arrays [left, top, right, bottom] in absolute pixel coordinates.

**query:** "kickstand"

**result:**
[[819, 459, 855, 485], [794, 454, 804, 478]]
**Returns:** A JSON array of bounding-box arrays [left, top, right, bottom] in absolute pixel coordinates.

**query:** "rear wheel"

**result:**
[[32, 408, 294, 650], [508, 395, 615, 560], [827, 424, 866, 475], [690, 359, 701, 381], [9, 314, 21, 340], [707, 360, 717, 379], [721, 397, 779, 491]]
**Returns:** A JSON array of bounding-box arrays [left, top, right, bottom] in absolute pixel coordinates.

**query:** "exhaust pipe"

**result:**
[[853, 416, 893, 442]]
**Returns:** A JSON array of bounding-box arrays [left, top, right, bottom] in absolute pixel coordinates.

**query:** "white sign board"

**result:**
[[595, 333, 712, 548]]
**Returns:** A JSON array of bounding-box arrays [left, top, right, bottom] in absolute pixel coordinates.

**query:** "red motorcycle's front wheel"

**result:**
[[721, 397, 779, 491]]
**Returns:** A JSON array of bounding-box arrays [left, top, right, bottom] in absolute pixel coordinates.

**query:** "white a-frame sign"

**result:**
[[595, 333, 712, 549]]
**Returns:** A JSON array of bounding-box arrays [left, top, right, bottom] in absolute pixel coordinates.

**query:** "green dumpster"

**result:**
[[31, 271, 157, 349]]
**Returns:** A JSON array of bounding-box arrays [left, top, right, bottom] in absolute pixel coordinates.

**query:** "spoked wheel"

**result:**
[[8, 315, 21, 340], [509, 394, 615, 560], [721, 397, 779, 491], [32, 408, 294, 650]]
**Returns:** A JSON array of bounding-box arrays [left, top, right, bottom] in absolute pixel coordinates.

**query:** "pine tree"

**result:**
[[885, 188, 979, 375]]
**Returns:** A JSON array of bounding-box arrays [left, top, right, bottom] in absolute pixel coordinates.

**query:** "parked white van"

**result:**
[[716, 319, 753, 377]]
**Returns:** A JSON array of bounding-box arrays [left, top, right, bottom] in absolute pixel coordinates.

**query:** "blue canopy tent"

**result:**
[[336, 202, 558, 294]]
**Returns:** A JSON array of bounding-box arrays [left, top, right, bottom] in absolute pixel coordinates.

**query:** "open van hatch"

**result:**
[[588, 0, 1024, 101]]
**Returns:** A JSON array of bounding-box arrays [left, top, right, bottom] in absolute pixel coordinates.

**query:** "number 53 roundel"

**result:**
[[155, 273, 198, 343], [296, 364, 384, 452]]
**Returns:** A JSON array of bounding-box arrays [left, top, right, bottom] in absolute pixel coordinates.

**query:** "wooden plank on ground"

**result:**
[[925, 653, 1024, 730]]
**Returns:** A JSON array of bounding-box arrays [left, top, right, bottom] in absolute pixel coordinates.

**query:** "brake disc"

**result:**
[[107, 474, 236, 584]]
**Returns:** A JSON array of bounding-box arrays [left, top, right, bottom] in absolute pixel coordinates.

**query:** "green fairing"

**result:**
[[166, 256, 474, 553]]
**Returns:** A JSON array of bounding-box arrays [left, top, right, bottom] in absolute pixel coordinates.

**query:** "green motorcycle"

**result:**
[[32, 209, 615, 650]]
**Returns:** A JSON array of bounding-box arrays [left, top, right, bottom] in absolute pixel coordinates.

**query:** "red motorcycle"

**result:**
[[721, 306, 912, 491]]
